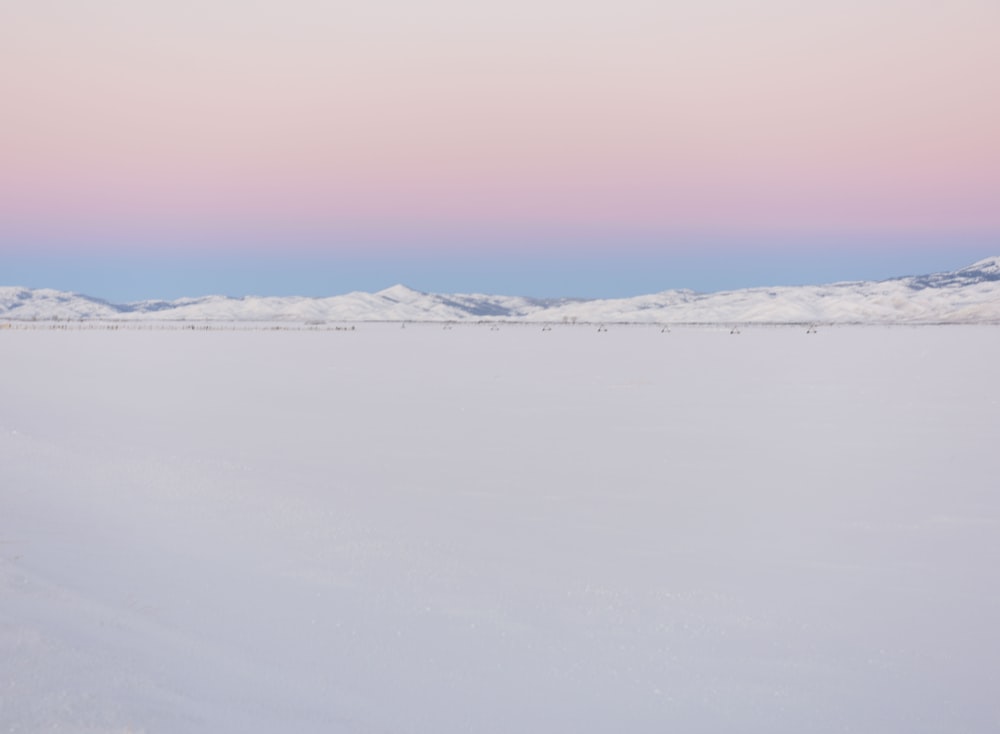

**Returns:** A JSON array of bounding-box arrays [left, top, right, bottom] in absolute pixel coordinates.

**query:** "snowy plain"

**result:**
[[1, 323, 998, 733]]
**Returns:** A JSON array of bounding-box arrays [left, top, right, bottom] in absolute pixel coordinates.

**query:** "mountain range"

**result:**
[[2, 256, 998, 324]]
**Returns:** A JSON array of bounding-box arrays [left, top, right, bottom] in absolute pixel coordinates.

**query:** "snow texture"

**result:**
[[1, 323, 998, 732], [2, 256, 999, 324]]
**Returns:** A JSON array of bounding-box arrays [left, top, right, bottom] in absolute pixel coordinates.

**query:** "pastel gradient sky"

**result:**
[[2, 0, 998, 299]]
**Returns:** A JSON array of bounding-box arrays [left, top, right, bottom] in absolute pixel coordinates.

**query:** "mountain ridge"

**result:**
[[2, 257, 998, 324]]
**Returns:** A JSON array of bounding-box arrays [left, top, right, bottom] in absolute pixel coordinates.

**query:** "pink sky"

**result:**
[[2, 0, 998, 258]]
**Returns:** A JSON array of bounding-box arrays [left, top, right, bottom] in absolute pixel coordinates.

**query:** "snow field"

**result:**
[[1, 324, 998, 732]]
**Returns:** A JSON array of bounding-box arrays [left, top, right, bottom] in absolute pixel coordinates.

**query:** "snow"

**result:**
[[2, 323, 999, 732], [3, 256, 999, 324]]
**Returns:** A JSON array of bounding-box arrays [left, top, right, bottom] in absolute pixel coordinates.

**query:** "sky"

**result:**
[[2, 0, 998, 300]]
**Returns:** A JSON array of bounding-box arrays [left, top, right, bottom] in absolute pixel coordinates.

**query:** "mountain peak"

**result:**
[[903, 255, 1000, 289], [376, 284, 425, 301], [960, 256, 1000, 276]]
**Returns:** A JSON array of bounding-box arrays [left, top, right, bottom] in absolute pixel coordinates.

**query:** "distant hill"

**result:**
[[2, 257, 999, 324]]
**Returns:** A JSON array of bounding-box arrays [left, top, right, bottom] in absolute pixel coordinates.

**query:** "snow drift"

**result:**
[[2, 324, 998, 732]]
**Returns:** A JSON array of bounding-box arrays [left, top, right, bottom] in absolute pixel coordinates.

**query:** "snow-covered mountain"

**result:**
[[2, 256, 998, 324]]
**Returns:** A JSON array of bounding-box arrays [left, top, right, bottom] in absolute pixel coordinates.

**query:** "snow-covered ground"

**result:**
[[2, 324, 998, 732]]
